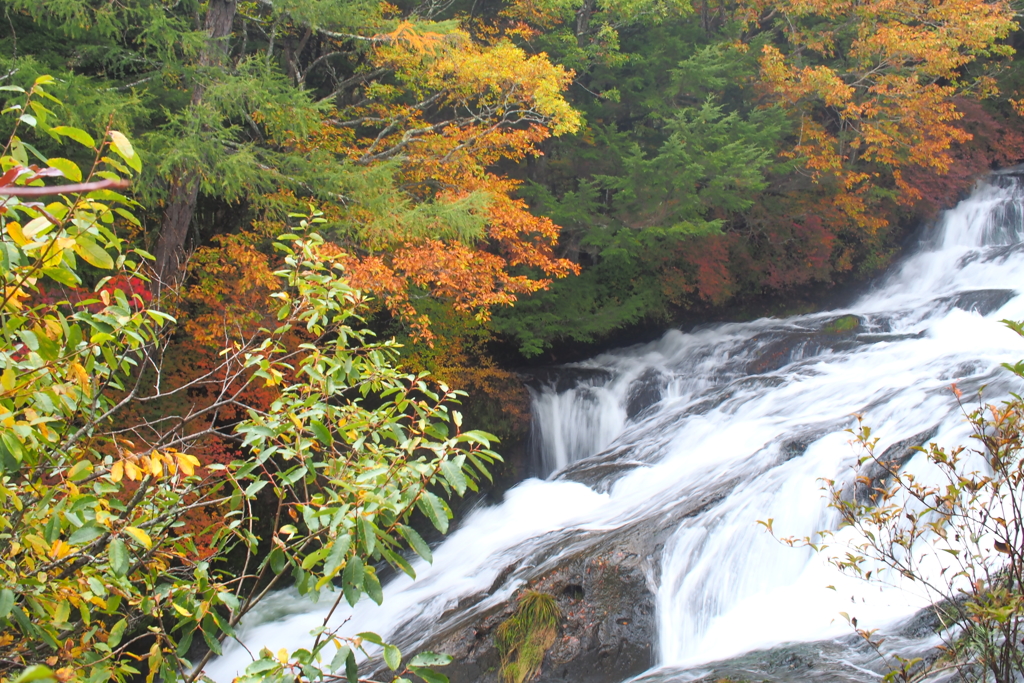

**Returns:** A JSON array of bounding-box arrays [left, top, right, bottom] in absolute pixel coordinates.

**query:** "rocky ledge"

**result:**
[[399, 526, 659, 683]]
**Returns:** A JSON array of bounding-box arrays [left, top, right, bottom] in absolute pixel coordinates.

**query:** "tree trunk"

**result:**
[[152, 0, 237, 295], [575, 0, 594, 39]]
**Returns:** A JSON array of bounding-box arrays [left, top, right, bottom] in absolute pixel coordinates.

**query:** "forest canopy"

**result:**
[[1, 0, 1024, 680], [1, 0, 1021, 359]]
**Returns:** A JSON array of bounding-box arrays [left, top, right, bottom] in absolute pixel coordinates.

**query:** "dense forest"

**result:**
[[2, 0, 1024, 681]]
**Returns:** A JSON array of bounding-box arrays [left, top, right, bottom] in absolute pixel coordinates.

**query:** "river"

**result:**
[[206, 172, 1024, 682]]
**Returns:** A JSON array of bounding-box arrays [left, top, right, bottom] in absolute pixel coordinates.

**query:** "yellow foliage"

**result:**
[[746, 0, 1017, 230]]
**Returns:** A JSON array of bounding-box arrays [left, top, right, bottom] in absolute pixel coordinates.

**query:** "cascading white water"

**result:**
[[206, 171, 1024, 682]]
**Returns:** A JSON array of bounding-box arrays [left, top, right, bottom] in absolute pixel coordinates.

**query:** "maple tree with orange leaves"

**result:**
[[222, 25, 586, 341], [741, 0, 1018, 232]]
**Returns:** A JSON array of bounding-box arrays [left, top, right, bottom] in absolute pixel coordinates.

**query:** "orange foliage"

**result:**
[[272, 32, 581, 340], [178, 231, 281, 346], [743, 0, 1017, 231]]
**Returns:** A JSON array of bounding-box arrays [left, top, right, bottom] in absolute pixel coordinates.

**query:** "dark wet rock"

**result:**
[[628, 604, 953, 683], [986, 242, 1024, 264], [745, 317, 863, 374], [775, 422, 850, 465], [934, 289, 1016, 316], [556, 457, 650, 492], [938, 360, 988, 381], [849, 426, 938, 505], [521, 366, 615, 393], [377, 475, 752, 683], [739, 312, 960, 375], [855, 331, 926, 344], [626, 368, 668, 421], [628, 640, 876, 683], [391, 529, 659, 683]]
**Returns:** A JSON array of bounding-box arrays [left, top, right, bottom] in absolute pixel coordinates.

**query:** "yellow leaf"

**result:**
[[124, 460, 140, 481], [109, 131, 141, 173], [70, 362, 90, 392], [171, 603, 192, 617], [277, 648, 290, 664], [50, 539, 72, 559], [1, 366, 15, 392], [123, 526, 152, 549], [109, 460, 124, 484], [5, 221, 28, 246], [175, 453, 200, 477], [25, 534, 49, 555]]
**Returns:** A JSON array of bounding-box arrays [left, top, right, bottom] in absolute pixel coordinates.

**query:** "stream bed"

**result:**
[[207, 172, 1024, 683]]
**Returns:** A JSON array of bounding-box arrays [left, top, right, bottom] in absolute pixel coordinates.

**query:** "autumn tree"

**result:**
[[0, 0, 583, 339], [0, 81, 497, 683], [741, 0, 1018, 231], [488, 0, 1024, 357]]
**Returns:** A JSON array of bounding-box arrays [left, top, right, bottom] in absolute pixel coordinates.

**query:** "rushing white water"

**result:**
[[207, 172, 1024, 682]]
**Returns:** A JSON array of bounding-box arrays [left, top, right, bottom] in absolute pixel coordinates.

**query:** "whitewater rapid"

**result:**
[[206, 172, 1024, 681]]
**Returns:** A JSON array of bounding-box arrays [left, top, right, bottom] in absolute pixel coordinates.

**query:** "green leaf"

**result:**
[[324, 534, 351, 577], [12, 665, 55, 683], [217, 591, 240, 611], [380, 546, 417, 579], [202, 629, 223, 656], [345, 649, 358, 683], [310, 419, 333, 446], [245, 480, 268, 497], [67, 459, 91, 482], [384, 643, 401, 671], [329, 645, 352, 673], [0, 588, 15, 619], [343, 555, 363, 606], [51, 126, 95, 149], [73, 236, 115, 270], [108, 537, 129, 576], [357, 632, 383, 646], [301, 545, 330, 571], [1, 433, 24, 465], [359, 516, 376, 555], [439, 459, 467, 496], [34, 331, 58, 362], [244, 659, 280, 675], [108, 619, 127, 647], [363, 567, 383, 605], [68, 523, 105, 545], [418, 492, 449, 534], [18, 330, 38, 351], [409, 653, 453, 667], [42, 266, 80, 287], [409, 666, 450, 683], [269, 547, 287, 574], [46, 157, 82, 182], [397, 524, 432, 564]]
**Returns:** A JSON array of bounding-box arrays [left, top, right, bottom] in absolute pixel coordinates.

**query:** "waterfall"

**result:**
[[206, 171, 1024, 682]]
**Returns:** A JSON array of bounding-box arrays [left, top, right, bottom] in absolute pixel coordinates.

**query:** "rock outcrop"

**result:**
[[403, 527, 659, 683]]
